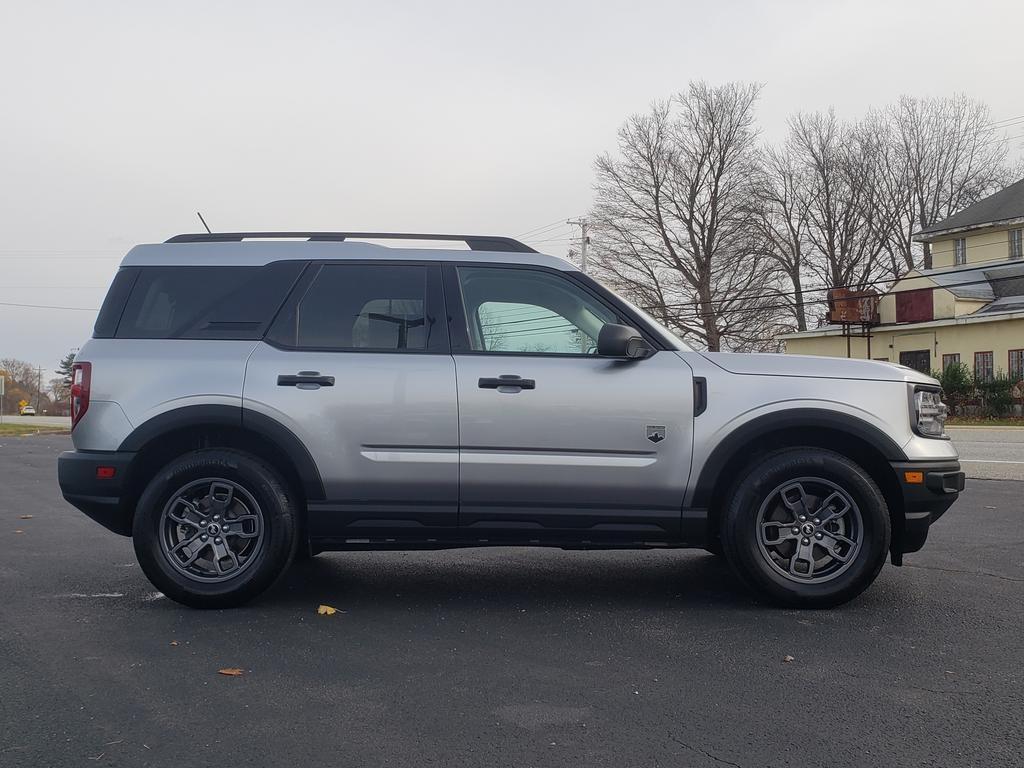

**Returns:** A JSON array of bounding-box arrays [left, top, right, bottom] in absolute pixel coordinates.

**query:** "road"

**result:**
[[948, 426, 1024, 481], [1, 434, 1022, 767]]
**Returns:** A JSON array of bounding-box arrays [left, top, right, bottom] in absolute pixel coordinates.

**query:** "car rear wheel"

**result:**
[[133, 449, 298, 608], [720, 448, 890, 608]]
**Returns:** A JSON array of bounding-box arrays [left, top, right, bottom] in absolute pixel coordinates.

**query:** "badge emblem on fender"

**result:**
[[646, 425, 666, 444]]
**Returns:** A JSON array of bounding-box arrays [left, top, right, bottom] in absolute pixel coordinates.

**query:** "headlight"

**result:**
[[913, 388, 948, 438]]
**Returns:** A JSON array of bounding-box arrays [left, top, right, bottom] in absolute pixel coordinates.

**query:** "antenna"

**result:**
[[196, 211, 212, 234]]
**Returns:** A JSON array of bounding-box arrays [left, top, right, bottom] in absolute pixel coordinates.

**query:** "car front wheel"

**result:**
[[132, 449, 298, 608], [720, 448, 891, 608]]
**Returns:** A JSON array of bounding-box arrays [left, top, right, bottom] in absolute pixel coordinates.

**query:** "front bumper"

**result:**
[[57, 450, 136, 536], [889, 460, 965, 562]]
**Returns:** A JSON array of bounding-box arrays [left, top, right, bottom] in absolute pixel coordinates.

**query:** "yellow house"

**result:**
[[781, 178, 1024, 380]]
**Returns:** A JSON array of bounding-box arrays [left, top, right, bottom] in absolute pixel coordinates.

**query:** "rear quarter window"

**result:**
[[102, 261, 305, 340]]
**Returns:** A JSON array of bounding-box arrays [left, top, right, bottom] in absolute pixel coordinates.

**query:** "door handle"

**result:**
[[478, 375, 535, 390], [277, 371, 335, 388]]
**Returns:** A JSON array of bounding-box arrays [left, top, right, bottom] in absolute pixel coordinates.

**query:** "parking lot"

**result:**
[[2, 434, 1022, 767]]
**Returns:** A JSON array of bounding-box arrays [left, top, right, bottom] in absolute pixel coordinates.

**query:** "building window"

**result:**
[[1011, 229, 1023, 260], [942, 353, 960, 370], [895, 288, 934, 323], [974, 351, 994, 382], [1010, 349, 1024, 381], [954, 238, 967, 265]]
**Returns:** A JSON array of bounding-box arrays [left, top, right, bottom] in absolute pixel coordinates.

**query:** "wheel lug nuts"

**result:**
[[223, 525, 230, 531], [801, 538, 810, 545], [215, 537, 222, 544], [815, 532, 823, 540], [200, 534, 208, 542], [791, 527, 800, 534], [813, 518, 820, 524]]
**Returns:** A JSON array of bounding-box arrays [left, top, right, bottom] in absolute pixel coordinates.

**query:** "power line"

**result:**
[[990, 113, 1024, 127], [0, 300, 99, 312], [650, 268, 1024, 319], [515, 219, 572, 239], [600, 236, 1024, 309]]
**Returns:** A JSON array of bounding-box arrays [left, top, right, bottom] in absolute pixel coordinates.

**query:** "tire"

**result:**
[[132, 449, 299, 608], [719, 448, 890, 608]]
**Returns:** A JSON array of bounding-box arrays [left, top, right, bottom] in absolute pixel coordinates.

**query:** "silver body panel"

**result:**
[[453, 352, 694, 538], [72, 338, 258, 447], [242, 343, 459, 531]]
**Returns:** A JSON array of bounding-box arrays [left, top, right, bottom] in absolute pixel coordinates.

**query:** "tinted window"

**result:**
[[93, 268, 139, 338], [114, 262, 304, 339], [457, 267, 617, 354], [276, 264, 428, 350]]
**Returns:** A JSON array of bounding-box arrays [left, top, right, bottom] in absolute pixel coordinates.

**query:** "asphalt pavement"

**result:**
[[1, 434, 1022, 768]]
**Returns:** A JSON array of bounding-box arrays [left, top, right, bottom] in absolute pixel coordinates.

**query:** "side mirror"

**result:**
[[597, 323, 654, 360]]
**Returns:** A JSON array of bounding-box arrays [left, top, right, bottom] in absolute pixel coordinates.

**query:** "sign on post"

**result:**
[[826, 289, 881, 325]]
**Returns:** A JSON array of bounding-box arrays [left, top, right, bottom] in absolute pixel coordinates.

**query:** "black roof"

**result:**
[[916, 178, 1024, 239], [164, 232, 536, 253]]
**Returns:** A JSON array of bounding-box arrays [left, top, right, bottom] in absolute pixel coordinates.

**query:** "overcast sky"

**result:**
[[2, 0, 1023, 375]]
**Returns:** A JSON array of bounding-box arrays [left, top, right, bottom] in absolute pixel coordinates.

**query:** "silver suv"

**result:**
[[58, 232, 964, 608]]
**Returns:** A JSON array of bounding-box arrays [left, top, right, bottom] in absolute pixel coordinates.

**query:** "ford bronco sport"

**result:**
[[57, 232, 964, 608]]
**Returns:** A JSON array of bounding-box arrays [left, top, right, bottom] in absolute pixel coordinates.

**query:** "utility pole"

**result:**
[[35, 366, 43, 410], [567, 218, 590, 273]]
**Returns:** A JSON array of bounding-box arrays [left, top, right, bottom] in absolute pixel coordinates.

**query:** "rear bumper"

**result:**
[[57, 450, 136, 536], [889, 460, 964, 560]]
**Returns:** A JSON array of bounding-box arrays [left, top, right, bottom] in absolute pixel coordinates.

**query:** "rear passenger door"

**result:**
[[242, 261, 459, 541]]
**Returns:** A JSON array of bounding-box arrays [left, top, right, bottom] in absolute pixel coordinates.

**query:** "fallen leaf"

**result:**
[[18, 515, 33, 520], [317, 604, 339, 615], [14, 530, 24, 534], [170, 641, 179, 646], [783, 655, 795, 663], [218, 668, 244, 676]]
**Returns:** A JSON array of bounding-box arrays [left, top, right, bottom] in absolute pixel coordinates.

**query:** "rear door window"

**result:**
[[267, 263, 443, 352]]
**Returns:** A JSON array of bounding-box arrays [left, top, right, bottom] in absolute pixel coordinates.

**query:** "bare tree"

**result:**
[[882, 95, 1016, 270], [591, 82, 790, 351], [787, 111, 893, 297], [750, 145, 814, 331]]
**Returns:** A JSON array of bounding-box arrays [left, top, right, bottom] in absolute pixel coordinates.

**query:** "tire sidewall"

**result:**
[[722, 449, 891, 607], [133, 449, 297, 607]]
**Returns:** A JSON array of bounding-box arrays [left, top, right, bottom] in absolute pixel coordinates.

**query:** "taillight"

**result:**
[[70, 362, 91, 430]]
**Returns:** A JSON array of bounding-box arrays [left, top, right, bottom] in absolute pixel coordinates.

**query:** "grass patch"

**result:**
[[0, 424, 69, 436], [946, 417, 1024, 428]]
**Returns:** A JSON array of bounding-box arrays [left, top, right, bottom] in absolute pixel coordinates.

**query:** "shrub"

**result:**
[[975, 372, 1015, 418], [933, 362, 973, 416]]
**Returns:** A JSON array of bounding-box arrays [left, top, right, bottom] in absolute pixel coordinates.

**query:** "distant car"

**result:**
[[58, 231, 964, 609], [19, 405, 36, 416]]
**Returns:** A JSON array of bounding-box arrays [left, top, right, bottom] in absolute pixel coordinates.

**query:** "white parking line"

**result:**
[[960, 459, 1024, 464]]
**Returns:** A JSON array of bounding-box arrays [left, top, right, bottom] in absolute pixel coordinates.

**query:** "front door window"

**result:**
[[456, 267, 617, 355]]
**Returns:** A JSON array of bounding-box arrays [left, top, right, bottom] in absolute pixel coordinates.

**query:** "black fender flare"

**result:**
[[117, 403, 325, 500], [690, 408, 908, 508]]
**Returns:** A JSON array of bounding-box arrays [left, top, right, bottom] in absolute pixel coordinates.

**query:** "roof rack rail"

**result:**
[[164, 232, 537, 253]]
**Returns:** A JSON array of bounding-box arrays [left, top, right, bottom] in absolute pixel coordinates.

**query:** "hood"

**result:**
[[697, 352, 938, 385]]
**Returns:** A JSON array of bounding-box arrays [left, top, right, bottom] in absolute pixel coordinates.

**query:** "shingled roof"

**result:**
[[915, 178, 1024, 241]]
